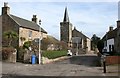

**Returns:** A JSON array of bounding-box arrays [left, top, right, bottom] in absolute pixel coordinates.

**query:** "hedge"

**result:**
[[42, 50, 67, 59]]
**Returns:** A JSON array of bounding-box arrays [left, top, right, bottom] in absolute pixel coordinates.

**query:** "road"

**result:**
[[1, 56, 119, 77]]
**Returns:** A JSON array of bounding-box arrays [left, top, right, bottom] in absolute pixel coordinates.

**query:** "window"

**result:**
[[29, 30, 32, 38], [112, 45, 114, 52], [109, 45, 111, 52]]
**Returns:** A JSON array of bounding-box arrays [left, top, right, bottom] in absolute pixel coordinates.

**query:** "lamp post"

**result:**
[[76, 40, 78, 55], [38, 19, 42, 64]]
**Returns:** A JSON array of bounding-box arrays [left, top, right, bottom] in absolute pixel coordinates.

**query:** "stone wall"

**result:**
[[2, 48, 17, 63], [60, 22, 72, 44], [2, 14, 19, 47], [19, 27, 47, 46]]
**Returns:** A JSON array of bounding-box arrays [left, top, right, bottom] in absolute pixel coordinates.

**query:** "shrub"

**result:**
[[2, 47, 15, 60], [17, 47, 26, 61], [42, 50, 67, 59], [23, 41, 31, 49]]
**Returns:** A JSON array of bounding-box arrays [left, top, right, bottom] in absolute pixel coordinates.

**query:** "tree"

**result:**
[[97, 40, 104, 54], [91, 34, 100, 51], [3, 31, 18, 47]]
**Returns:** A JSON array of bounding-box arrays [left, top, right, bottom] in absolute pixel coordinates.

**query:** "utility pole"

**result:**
[[38, 19, 42, 64]]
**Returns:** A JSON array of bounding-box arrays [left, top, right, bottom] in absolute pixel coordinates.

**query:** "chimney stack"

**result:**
[[2, 2, 10, 15], [117, 20, 120, 28], [109, 26, 113, 31], [32, 15, 37, 23]]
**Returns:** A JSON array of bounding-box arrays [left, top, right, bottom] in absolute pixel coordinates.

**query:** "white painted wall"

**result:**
[[107, 38, 114, 52], [86, 38, 91, 52]]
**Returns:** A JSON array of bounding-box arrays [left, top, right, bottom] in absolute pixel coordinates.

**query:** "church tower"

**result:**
[[60, 7, 72, 47]]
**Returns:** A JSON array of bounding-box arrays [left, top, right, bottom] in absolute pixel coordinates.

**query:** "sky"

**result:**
[[0, 0, 119, 40]]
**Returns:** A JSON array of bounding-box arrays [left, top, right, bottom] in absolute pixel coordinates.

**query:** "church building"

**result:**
[[60, 7, 91, 54]]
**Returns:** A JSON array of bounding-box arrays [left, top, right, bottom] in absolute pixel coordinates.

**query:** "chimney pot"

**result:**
[[2, 2, 10, 15], [32, 15, 37, 23], [117, 20, 120, 28], [4, 2, 8, 7], [109, 26, 113, 31]]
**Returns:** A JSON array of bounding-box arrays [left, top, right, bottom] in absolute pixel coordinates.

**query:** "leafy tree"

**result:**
[[91, 34, 100, 51], [3, 31, 18, 47], [97, 40, 104, 54]]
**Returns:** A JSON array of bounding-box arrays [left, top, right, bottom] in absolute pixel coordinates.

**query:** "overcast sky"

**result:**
[[0, 0, 119, 40]]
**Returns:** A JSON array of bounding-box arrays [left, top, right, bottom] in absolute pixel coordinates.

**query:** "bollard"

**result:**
[[103, 61, 106, 73], [102, 55, 106, 73]]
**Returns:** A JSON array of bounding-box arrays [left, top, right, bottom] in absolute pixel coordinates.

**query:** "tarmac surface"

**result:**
[[1, 55, 120, 78]]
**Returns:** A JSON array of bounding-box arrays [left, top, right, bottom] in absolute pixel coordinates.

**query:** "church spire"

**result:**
[[63, 7, 70, 22]]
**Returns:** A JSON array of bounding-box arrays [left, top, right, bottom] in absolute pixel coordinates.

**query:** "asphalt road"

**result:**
[[1, 56, 119, 77]]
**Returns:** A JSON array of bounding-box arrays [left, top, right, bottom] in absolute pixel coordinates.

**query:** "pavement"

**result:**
[[1, 57, 119, 77]]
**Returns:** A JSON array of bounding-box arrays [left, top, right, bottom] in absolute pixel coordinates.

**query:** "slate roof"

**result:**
[[46, 35, 59, 44], [10, 14, 47, 33], [72, 27, 89, 39], [33, 35, 59, 44], [102, 28, 118, 40]]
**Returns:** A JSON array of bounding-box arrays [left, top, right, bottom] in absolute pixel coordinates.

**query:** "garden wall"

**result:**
[[106, 56, 120, 65]]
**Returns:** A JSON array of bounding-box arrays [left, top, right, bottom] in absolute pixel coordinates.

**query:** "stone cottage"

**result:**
[[1, 2, 47, 48], [1, 2, 48, 62], [102, 21, 120, 54]]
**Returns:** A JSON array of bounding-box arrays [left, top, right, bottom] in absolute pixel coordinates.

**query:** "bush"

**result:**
[[42, 50, 67, 59], [23, 41, 31, 49], [2, 47, 15, 60], [17, 47, 26, 61]]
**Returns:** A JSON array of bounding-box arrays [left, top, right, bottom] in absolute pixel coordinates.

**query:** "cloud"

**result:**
[[68, 2, 117, 33], [0, 2, 118, 39]]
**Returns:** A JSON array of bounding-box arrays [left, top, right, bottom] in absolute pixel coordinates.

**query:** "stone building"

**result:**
[[72, 27, 91, 54], [117, 21, 120, 53], [117, 20, 120, 53], [102, 21, 120, 54], [1, 2, 47, 48], [60, 7, 91, 54], [60, 7, 72, 47]]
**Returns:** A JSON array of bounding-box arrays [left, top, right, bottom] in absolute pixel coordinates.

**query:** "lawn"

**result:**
[[42, 50, 67, 59]]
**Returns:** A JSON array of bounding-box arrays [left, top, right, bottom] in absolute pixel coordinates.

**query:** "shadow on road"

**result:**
[[69, 56, 101, 67]]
